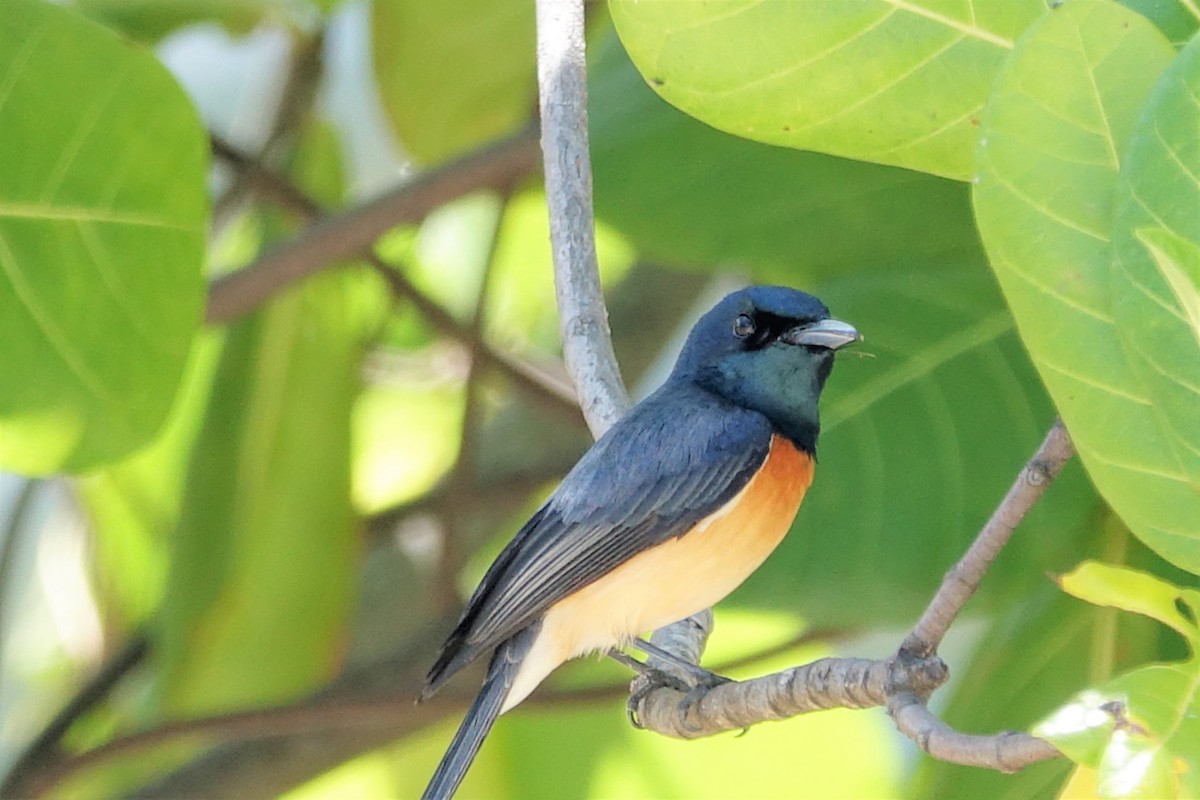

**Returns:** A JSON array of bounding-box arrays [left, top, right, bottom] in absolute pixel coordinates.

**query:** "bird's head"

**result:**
[[672, 285, 859, 453]]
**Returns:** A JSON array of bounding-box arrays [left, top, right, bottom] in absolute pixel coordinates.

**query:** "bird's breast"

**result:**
[[511, 434, 813, 706]]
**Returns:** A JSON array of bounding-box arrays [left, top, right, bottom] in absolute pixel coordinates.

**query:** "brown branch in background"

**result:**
[[1, 636, 149, 798], [207, 132, 577, 416], [433, 189, 513, 612], [206, 126, 540, 325], [211, 31, 325, 226], [536, 0, 629, 435], [631, 420, 1076, 774], [17, 621, 848, 797]]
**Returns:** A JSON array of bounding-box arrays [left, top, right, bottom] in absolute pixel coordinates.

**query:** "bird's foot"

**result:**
[[626, 667, 692, 729], [632, 637, 732, 688]]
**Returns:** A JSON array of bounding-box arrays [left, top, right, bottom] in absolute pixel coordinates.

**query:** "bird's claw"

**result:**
[[626, 668, 691, 729]]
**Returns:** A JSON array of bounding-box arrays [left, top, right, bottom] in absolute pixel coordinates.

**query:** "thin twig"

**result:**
[[1, 636, 149, 798], [206, 126, 540, 325], [900, 418, 1075, 658], [536, 0, 629, 435], [629, 421, 1075, 774], [434, 188, 513, 610], [211, 31, 324, 227], [20, 622, 849, 797]]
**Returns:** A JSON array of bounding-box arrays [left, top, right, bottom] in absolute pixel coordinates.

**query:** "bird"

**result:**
[[420, 285, 859, 799]]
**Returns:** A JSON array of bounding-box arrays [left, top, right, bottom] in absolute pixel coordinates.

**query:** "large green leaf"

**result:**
[[158, 271, 366, 713], [1110, 33, 1200, 540], [972, 1, 1200, 573], [609, 0, 1045, 180], [729, 263, 1099, 625], [588, 32, 984, 279], [371, 0, 535, 164], [0, 0, 208, 474]]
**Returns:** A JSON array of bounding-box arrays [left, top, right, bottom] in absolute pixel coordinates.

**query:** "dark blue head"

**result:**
[[672, 286, 859, 453]]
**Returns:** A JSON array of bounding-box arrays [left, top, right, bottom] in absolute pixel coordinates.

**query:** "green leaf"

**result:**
[[1109, 33, 1200, 557], [609, 0, 1045, 180], [911, 553, 1188, 800], [588, 31, 984, 279], [1035, 661, 1200, 797], [78, 332, 223, 627], [1059, 561, 1199, 644], [372, 0, 535, 164], [158, 272, 366, 713], [972, 1, 1200, 573], [0, 0, 208, 474]]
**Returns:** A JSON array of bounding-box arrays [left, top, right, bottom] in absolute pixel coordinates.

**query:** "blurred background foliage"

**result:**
[[0, 0, 1196, 797]]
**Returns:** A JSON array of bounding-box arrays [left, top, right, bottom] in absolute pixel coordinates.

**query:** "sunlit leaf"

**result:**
[[0, 0, 207, 474], [372, 0, 535, 163], [1110, 32, 1200, 520], [353, 382, 464, 513], [972, 1, 1199, 573], [1059, 562, 1199, 645], [1035, 661, 1200, 798], [609, 0, 1044, 180]]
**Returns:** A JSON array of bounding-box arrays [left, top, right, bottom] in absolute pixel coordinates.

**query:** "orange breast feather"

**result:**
[[503, 435, 813, 710]]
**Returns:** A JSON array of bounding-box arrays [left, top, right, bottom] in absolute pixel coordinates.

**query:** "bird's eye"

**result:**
[[733, 313, 756, 338]]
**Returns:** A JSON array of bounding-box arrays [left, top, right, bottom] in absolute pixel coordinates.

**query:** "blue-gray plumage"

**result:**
[[421, 286, 859, 799]]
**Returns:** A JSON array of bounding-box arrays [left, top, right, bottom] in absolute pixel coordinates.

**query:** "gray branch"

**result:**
[[629, 421, 1075, 773], [901, 418, 1075, 657], [536, 0, 629, 435]]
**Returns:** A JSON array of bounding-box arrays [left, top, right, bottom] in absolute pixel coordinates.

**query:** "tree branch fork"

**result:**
[[627, 421, 1074, 773]]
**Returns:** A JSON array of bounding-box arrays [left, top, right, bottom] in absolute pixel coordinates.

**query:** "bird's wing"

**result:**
[[425, 389, 773, 692]]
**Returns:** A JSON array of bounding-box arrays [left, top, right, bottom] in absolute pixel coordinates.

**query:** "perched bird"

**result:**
[[421, 285, 859, 799]]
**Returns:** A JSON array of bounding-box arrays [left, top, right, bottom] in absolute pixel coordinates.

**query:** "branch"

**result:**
[[434, 189, 511, 611], [208, 132, 577, 415], [536, 0, 629, 435], [901, 418, 1075, 658], [18, 624, 849, 797], [630, 420, 1076, 774], [1, 636, 148, 798], [205, 126, 540, 325]]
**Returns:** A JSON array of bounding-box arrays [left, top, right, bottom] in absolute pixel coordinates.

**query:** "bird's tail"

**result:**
[[422, 627, 537, 800]]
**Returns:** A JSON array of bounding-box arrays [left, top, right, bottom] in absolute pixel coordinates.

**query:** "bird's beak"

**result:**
[[781, 318, 861, 350]]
